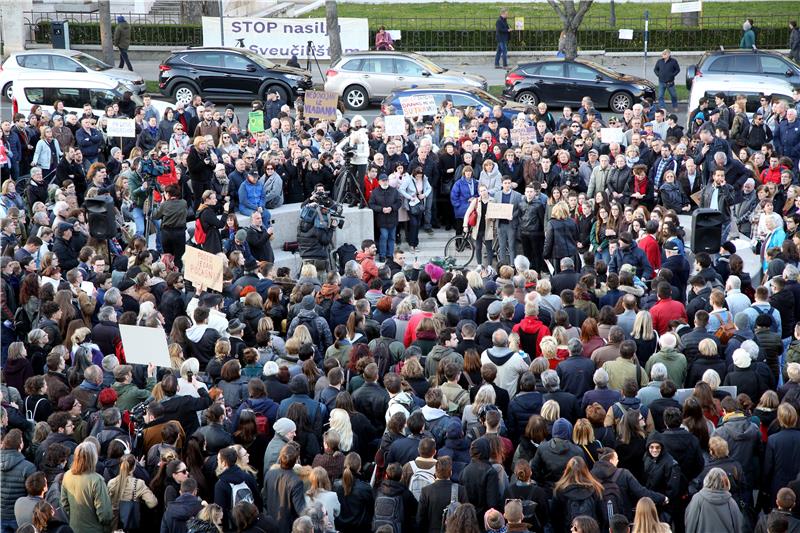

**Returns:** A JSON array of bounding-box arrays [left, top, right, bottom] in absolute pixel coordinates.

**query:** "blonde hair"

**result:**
[[632, 310, 655, 340], [306, 466, 332, 498], [698, 338, 717, 357], [466, 270, 484, 290], [180, 357, 200, 378], [197, 503, 223, 530], [541, 399, 561, 422], [300, 263, 318, 279], [632, 497, 669, 533], [292, 324, 313, 346], [572, 418, 595, 446], [471, 384, 496, 416], [329, 409, 354, 452], [550, 201, 570, 220], [70, 442, 98, 475], [169, 343, 184, 372], [540, 336, 558, 359]]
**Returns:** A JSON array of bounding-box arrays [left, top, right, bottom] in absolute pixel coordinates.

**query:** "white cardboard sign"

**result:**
[[119, 324, 172, 367], [106, 118, 136, 138]]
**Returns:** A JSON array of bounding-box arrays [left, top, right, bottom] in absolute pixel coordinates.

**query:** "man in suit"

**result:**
[[701, 168, 737, 246], [493, 176, 523, 266]]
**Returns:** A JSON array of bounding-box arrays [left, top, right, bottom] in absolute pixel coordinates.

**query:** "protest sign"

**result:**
[[618, 28, 634, 40], [486, 202, 514, 220], [600, 128, 625, 144], [384, 115, 406, 136], [304, 90, 339, 121], [119, 324, 172, 367], [41, 276, 59, 291], [202, 17, 368, 59], [248, 111, 264, 133], [443, 116, 460, 138], [183, 246, 224, 292], [515, 17, 525, 30], [399, 95, 437, 117], [106, 118, 136, 138], [510, 126, 537, 145]]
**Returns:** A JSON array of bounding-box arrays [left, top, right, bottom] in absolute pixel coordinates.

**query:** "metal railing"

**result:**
[[24, 10, 794, 52]]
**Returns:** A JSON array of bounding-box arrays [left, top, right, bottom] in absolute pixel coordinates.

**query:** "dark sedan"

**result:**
[[502, 59, 657, 112]]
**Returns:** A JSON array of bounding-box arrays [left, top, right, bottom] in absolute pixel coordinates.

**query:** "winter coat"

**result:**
[[608, 241, 653, 279], [661, 428, 705, 485], [764, 427, 800, 500], [450, 176, 479, 218], [543, 217, 578, 260], [481, 346, 529, 398], [643, 433, 682, 499], [160, 388, 212, 436], [113, 20, 131, 48], [531, 438, 584, 492], [198, 207, 225, 254], [507, 391, 543, 441], [463, 197, 496, 241], [723, 366, 769, 405], [1, 450, 36, 521], [76, 127, 102, 159], [607, 165, 631, 198], [214, 465, 261, 526], [684, 488, 743, 533], [417, 479, 469, 533], [334, 476, 374, 533], [478, 162, 503, 196], [550, 484, 606, 533], [460, 439, 502, 518], [160, 493, 204, 533], [592, 460, 665, 520], [518, 196, 546, 236], [186, 324, 221, 367], [645, 348, 687, 387], [60, 470, 114, 533], [238, 180, 265, 216], [654, 56, 681, 83], [660, 181, 689, 211], [32, 138, 62, 170], [368, 185, 402, 229]]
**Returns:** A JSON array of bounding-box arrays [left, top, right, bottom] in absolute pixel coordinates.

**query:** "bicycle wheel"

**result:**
[[444, 235, 475, 268]]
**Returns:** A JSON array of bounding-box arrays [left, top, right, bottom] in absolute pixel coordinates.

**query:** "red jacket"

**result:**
[[760, 166, 783, 184], [650, 297, 688, 334], [363, 174, 379, 201], [355, 251, 378, 284], [512, 316, 551, 358], [403, 311, 434, 347], [638, 234, 662, 272]]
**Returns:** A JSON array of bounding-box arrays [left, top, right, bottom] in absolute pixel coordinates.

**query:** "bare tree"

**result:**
[[547, 0, 594, 60], [98, 0, 113, 65], [326, 0, 342, 65]]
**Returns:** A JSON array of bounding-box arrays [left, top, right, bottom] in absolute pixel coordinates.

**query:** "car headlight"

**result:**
[[285, 74, 304, 81]]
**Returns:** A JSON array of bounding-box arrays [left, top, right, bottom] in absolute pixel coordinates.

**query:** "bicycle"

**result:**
[[443, 234, 500, 269]]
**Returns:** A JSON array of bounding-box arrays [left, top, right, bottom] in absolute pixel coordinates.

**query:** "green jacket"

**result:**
[[644, 348, 687, 387], [424, 344, 464, 379], [740, 29, 755, 49], [112, 378, 155, 411], [113, 21, 131, 49], [784, 339, 800, 381], [60, 471, 113, 533], [125, 169, 148, 209]]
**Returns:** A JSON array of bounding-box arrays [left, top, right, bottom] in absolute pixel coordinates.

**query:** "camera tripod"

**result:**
[[306, 40, 327, 81], [333, 160, 367, 208]]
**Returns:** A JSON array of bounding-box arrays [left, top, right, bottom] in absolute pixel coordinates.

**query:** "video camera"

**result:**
[[301, 190, 346, 230]]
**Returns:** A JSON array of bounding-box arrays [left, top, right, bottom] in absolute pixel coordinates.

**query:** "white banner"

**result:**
[[399, 95, 438, 117], [202, 17, 369, 60], [106, 118, 136, 138], [671, 1, 702, 13], [384, 115, 406, 136], [119, 324, 172, 367]]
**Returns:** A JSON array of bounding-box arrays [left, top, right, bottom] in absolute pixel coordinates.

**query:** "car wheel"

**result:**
[[610, 91, 633, 112], [2, 82, 12, 100], [516, 91, 538, 106], [343, 85, 368, 110], [265, 85, 290, 104], [173, 83, 196, 106]]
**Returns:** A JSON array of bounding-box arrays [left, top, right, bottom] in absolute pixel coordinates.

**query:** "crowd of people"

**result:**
[[1, 54, 800, 533]]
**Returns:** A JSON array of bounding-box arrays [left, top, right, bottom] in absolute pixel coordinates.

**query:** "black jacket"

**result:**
[[723, 366, 769, 406], [654, 56, 681, 83], [764, 427, 800, 499], [643, 433, 682, 500], [261, 467, 306, 532], [592, 460, 665, 519], [550, 484, 606, 533], [160, 288, 188, 333], [518, 197, 546, 236], [507, 392, 543, 441], [661, 427, 705, 484], [198, 207, 225, 254], [368, 185, 402, 229], [543, 390, 580, 423], [351, 381, 389, 433], [531, 438, 584, 492], [53, 236, 79, 271], [550, 269, 581, 298], [543, 217, 578, 260], [557, 355, 596, 399], [160, 388, 212, 436], [460, 440, 502, 519], [92, 320, 121, 359], [417, 479, 469, 533], [686, 356, 727, 389], [246, 224, 273, 262], [334, 476, 374, 533], [186, 146, 215, 189]]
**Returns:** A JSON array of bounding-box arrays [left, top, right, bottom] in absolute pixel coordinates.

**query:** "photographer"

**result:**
[[187, 136, 217, 211], [126, 153, 162, 237], [298, 187, 339, 271]]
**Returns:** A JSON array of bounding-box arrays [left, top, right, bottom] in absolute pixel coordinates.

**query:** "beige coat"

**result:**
[[463, 197, 496, 241], [107, 475, 158, 530]]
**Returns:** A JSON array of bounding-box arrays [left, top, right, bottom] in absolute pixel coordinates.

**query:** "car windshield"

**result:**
[[410, 54, 445, 74], [469, 88, 505, 106], [75, 53, 112, 71], [240, 49, 275, 69]]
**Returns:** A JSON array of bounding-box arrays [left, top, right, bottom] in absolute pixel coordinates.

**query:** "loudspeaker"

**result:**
[[691, 208, 724, 254], [85, 196, 117, 240]]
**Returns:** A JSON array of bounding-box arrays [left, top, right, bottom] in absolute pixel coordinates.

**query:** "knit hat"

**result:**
[[484, 280, 498, 295], [235, 229, 247, 242], [263, 361, 280, 377], [380, 319, 397, 339], [721, 241, 737, 255], [300, 295, 316, 310], [425, 262, 445, 283], [227, 318, 245, 334], [272, 418, 296, 437], [552, 418, 573, 440], [98, 388, 118, 407], [732, 348, 751, 369]]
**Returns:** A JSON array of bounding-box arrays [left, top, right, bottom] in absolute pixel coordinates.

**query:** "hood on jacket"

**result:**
[[545, 437, 576, 455], [428, 344, 455, 361], [421, 404, 448, 422], [0, 450, 27, 472], [355, 251, 375, 264], [485, 346, 514, 366], [379, 478, 407, 497], [186, 323, 214, 342], [471, 436, 491, 461], [590, 460, 616, 481], [2, 358, 29, 376]]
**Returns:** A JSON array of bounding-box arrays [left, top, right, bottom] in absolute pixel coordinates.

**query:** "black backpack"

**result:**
[[752, 304, 781, 334], [373, 493, 403, 533], [296, 314, 321, 347], [600, 469, 625, 519], [506, 482, 542, 530], [565, 492, 598, 525], [336, 243, 357, 275]]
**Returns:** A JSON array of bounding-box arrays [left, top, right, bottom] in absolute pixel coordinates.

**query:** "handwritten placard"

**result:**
[[119, 324, 172, 367], [486, 202, 514, 220], [183, 246, 224, 292], [384, 115, 406, 136], [600, 127, 625, 144], [443, 116, 460, 138], [399, 95, 438, 117], [248, 111, 264, 133], [304, 90, 339, 121], [510, 126, 537, 145], [106, 118, 136, 138]]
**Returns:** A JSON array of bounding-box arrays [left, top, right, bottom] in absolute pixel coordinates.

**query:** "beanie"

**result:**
[[552, 418, 573, 440]]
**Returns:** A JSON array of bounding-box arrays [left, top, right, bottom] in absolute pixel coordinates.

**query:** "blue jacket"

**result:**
[[75, 127, 103, 158], [31, 138, 63, 170], [608, 241, 654, 279], [238, 180, 265, 216], [278, 393, 327, 431], [776, 119, 800, 160], [450, 176, 479, 218]]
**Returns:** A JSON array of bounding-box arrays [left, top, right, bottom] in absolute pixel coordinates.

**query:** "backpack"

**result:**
[[427, 415, 452, 448], [752, 304, 780, 334], [612, 401, 648, 424], [600, 469, 625, 520], [506, 482, 541, 530], [448, 389, 468, 415], [441, 483, 461, 531], [13, 305, 33, 338], [408, 461, 436, 501], [229, 480, 254, 507], [194, 218, 207, 245], [296, 314, 321, 347], [565, 492, 598, 525], [25, 397, 45, 423], [372, 494, 403, 533], [712, 310, 736, 345], [245, 401, 269, 435]]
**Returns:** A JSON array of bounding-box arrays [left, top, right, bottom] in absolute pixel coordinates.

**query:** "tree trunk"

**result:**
[[184, 2, 203, 24], [609, 0, 616, 26], [98, 0, 113, 65], [548, 1, 593, 61], [560, 29, 579, 60], [326, 0, 342, 64]]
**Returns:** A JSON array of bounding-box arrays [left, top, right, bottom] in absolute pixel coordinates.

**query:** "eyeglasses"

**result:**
[[176, 469, 188, 475], [574, 143, 584, 147]]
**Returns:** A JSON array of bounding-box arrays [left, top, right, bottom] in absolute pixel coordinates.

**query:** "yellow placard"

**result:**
[[515, 17, 524, 30], [443, 116, 460, 138], [183, 246, 224, 292]]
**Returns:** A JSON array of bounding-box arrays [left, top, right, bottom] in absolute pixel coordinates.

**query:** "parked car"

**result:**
[[686, 73, 795, 129], [502, 58, 656, 112], [325, 51, 487, 110], [158, 46, 313, 105], [1, 49, 145, 100], [380, 86, 526, 121], [12, 75, 171, 119], [686, 49, 800, 90]]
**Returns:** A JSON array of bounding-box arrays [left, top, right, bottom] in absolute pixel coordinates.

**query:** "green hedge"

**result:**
[[31, 21, 785, 52]]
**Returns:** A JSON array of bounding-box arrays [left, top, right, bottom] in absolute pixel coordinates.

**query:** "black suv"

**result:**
[[159, 47, 313, 105], [686, 49, 800, 89]]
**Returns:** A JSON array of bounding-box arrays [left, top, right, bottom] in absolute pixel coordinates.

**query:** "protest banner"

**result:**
[[183, 246, 224, 292], [399, 95, 438, 117], [443, 116, 460, 138], [106, 118, 136, 138], [202, 17, 368, 59], [248, 111, 264, 133], [384, 115, 406, 136], [600, 128, 625, 144], [510, 126, 537, 145], [486, 202, 514, 220], [304, 90, 339, 121], [119, 324, 172, 367]]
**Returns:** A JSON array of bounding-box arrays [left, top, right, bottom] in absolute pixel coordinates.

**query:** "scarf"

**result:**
[[635, 176, 648, 195]]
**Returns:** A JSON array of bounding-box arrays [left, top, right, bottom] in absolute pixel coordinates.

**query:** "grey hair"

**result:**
[[733, 311, 749, 331], [568, 337, 583, 357], [659, 332, 677, 349], [727, 275, 741, 290], [650, 362, 668, 381], [101, 355, 119, 373], [784, 264, 800, 281], [676, 143, 687, 151], [514, 255, 530, 272], [714, 151, 728, 165], [560, 257, 574, 270], [26, 328, 47, 346], [492, 328, 509, 348], [703, 467, 731, 491], [103, 287, 122, 307], [98, 306, 116, 322], [703, 369, 721, 389], [542, 369, 560, 392], [344, 260, 361, 277], [741, 339, 760, 360], [593, 368, 609, 387]]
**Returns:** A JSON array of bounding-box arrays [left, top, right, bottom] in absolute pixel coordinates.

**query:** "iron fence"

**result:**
[[24, 10, 794, 52]]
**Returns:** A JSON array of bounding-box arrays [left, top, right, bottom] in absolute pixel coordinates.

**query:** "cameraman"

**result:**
[[298, 187, 338, 271], [126, 152, 163, 237]]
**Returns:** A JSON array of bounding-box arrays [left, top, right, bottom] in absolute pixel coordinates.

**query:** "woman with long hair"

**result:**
[[60, 442, 113, 533], [682, 396, 712, 451], [551, 456, 605, 532], [579, 318, 606, 358], [444, 502, 480, 533], [286, 402, 321, 466], [614, 409, 647, 482], [187, 503, 224, 533], [632, 310, 658, 367], [334, 392, 375, 459], [328, 408, 356, 454], [168, 316, 193, 358], [31, 500, 73, 533], [107, 454, 158, 530], [631, 497, 670, 533], [305, 466, 340, 530], [335, 452, 374, 533]]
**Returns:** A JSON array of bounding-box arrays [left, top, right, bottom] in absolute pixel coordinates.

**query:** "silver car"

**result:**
[[1, 50, 145, 100], [324, 51, 487, 110]]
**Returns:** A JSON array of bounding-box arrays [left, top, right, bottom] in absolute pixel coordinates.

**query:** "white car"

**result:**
[[687, 73, 795, 129], [12, 75, 171, 118], [1, 49, 145, 100]]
